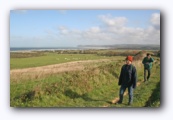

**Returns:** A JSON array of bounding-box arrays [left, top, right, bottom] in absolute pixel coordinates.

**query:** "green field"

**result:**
[[10, 52, 120, 69], [10, 51, 160, 107]]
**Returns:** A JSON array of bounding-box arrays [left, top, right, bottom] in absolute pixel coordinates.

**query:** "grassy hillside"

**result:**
[[10, 52, 160, 107], [10, 53, 115, 69]]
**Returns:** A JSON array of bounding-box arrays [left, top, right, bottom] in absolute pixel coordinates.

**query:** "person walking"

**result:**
[[142, 53, 154, 82], [116, 56, 137, 105]]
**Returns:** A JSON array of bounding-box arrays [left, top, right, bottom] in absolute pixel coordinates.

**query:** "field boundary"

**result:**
[[10, 59, 111, 81]]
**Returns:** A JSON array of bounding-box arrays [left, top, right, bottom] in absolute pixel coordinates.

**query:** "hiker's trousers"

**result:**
[[144, 68, 151, 81], [119, 85, 133, 103]]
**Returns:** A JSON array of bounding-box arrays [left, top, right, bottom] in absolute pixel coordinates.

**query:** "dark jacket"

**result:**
[[142, 57, 154, 69], [118, 64, 137, 88]]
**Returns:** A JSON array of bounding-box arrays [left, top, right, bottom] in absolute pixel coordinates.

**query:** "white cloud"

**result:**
[[53, 12, 160, 45], [99, 14, 128, 27], [150, 13, 160, 29], [88, 27, 101, 33], [58, 26, 69, 35], [150, 13, 160, 26]]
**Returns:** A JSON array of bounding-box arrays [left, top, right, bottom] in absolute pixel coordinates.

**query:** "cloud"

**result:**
[[11, 12, 160, 47], [88, 27, 101, 33], [150, 13, 160, 26], [99, 14, 128, 27], [52, 12, 160, 45], [58, 26, 69, 35], [150, 13, 160, 29]]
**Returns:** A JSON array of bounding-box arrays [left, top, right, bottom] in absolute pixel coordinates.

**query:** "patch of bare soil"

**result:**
[[102, 82, 141, 107]]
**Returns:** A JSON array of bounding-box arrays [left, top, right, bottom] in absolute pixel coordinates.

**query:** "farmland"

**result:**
[[10, 49, 160, 107]]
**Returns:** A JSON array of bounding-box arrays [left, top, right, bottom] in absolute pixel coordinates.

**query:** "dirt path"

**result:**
[[10, 59, 110, 81], [102, 82, 141, 107]]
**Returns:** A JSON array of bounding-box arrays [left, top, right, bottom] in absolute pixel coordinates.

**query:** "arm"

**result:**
[[118, 66, 124, 85], [132, 66, 137, 89], [148, 58, 154, 66], [142, 57, 146, 64], [150, 58, 154, 62]]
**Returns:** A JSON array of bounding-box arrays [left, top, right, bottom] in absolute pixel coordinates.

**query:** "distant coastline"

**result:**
[[10, 44, 160, 52], [10, 47, 84, 52], [10, 47, 113, 52], [77, 44, 160, 50]]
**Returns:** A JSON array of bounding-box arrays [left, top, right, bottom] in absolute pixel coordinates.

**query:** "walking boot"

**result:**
[[116, 95, 123, 104], [128, 94, 133, 106]]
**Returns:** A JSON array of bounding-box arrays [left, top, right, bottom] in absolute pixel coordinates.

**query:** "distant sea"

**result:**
[[10, 47, 82, 52], [10, 47, 107, 52]]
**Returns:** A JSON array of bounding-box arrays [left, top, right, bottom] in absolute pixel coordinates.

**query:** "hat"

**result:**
[[126, 56, 133, 62], [147, 53, 150, 56]]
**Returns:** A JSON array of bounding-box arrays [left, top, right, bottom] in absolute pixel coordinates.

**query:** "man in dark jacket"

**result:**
[[142, 53, 154, 82], [116, 56, 137, 105]]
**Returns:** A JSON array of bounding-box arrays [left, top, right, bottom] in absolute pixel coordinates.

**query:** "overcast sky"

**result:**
[[10, 10, 160, 47]]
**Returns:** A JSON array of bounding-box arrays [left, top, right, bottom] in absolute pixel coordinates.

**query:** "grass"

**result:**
[[109, 58, 160, 107], [10, 52, 123, 69], [10, 62, 117, 107], [10, 51, 160, 107]]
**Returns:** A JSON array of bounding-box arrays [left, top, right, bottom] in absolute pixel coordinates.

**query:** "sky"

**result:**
[[10, 10, 160, 47]]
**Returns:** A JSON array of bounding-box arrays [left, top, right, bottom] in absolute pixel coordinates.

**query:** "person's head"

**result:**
[[125, 56, 133, 65], [147, 53, 151, 59]]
